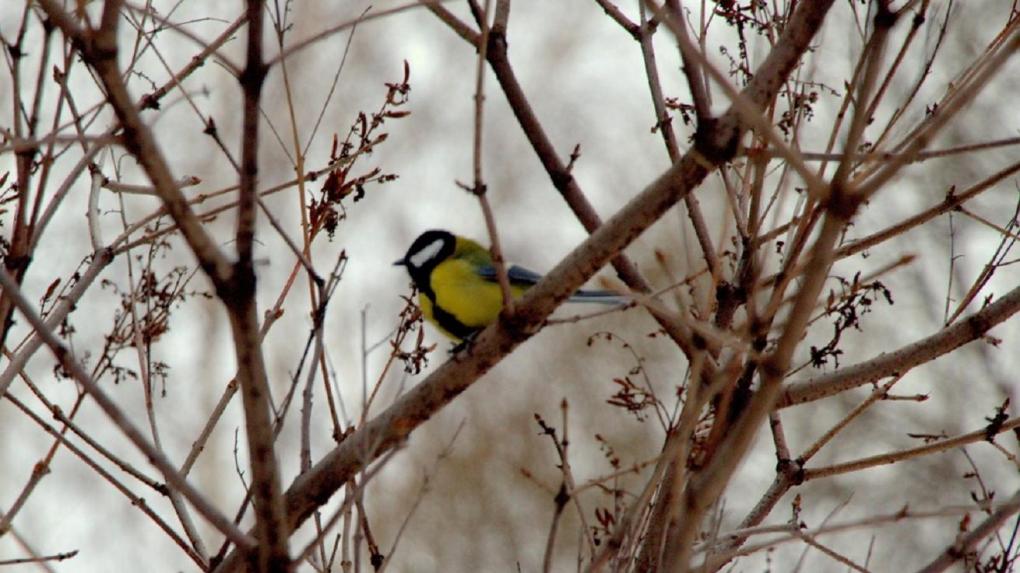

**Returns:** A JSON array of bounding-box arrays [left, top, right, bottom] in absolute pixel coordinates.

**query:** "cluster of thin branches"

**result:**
[[2, 0, 1020, 572]]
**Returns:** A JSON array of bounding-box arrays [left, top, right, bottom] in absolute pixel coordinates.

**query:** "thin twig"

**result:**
[[0, 267, 254, 551]]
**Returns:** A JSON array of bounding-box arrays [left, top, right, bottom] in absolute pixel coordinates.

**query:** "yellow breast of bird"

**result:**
[[428, 258, 526, 329]]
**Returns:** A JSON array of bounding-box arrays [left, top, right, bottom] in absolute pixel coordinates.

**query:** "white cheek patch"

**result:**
[[409, 238, 445, 269]]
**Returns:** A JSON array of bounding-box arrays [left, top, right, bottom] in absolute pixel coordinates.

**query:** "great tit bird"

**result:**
[[394, 229, 623, 340]]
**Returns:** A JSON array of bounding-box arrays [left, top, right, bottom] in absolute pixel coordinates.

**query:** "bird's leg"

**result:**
[[448, 330, 481, 357]]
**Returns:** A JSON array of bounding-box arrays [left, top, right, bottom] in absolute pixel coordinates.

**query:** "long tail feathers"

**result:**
[[567, 289, 629, 305]]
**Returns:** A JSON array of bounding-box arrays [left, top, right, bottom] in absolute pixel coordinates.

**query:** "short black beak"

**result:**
[[393, 259, 406, 267]]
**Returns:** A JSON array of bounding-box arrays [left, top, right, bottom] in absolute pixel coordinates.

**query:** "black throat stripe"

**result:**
[[426, 293, 479, 340]]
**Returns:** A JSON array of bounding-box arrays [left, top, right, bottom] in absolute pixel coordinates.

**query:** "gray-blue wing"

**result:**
[[477, 264, 545, 286], [478, 264, 626, 305]]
